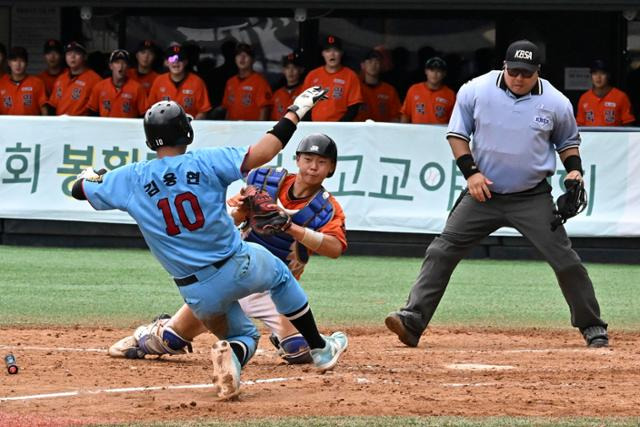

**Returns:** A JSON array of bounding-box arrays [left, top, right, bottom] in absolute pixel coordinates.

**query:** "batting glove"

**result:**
[[287, 86, 329, 120]]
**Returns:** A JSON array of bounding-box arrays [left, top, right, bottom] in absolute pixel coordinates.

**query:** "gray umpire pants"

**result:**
[[399, 181, 607, 335]]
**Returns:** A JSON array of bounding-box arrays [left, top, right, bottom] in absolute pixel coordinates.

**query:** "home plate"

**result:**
[[446, 363, 515, 371]]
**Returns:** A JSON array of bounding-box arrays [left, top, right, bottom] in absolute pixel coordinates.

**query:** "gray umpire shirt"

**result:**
[[446, 70, 580, 194]]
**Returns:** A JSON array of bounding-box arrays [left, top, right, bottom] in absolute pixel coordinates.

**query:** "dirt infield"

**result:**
[[1, 326, 639, 425]]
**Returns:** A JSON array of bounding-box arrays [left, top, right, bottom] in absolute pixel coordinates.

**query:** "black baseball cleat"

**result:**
[[582, 325, 609, 348], [385, 312, 420, 347]]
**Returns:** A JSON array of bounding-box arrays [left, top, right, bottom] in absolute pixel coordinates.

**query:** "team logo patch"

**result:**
[[71, 87, 82, 100], [242, 93, 252, 106], [184, 97, 194, 109], [605, 109, 615, 123], [122, 101, 131, 113], [332, 86, 343, 100], [586, 111, 595, 123], [416, 103, 425, 114], [514, 49, 532, 60], [103, 100, 111, 111], [3, 97, 12, 108], [22, 94, 32, 107], [435, 105, 446, 118]]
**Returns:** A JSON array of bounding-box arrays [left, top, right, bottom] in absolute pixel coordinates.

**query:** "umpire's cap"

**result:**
[[504, 39, 540, 72], [144, 101, 194, 151], [296, 134, 338, 178]]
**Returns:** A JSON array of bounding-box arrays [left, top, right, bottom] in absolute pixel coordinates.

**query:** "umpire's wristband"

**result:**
[[562, 155, 584, 175], [456, 154, 480, 179], [267, 117, 297, 148]]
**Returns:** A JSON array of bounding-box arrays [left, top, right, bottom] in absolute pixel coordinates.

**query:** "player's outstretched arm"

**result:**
[[285, 223, 343, 258], [242, 86, 328, 172]]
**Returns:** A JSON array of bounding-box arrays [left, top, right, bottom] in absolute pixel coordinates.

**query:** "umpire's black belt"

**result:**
[[174, 254, 233, 287]]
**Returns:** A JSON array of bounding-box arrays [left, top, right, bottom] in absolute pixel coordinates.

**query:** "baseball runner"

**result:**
[[71, 86, 348, 400], [386, 40, 609, 349], [109, 134, 346, 365]]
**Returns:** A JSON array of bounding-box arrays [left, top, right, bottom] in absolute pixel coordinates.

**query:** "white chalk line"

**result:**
[[0, 375, 316, 402], [0, 345, 269, 356]]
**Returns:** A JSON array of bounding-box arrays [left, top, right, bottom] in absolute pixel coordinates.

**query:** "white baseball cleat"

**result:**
[[211, 340, 241, 400]]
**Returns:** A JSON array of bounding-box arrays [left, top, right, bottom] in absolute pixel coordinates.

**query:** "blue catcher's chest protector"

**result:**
[[245, 167, 334, 265]]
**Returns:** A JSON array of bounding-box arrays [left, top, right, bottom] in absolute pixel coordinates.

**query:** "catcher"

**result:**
[[109, 133, 347, 365]]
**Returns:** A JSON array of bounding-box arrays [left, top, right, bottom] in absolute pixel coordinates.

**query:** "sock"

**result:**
[[228, 341, 247, 366], [284, 304, 326, 349]]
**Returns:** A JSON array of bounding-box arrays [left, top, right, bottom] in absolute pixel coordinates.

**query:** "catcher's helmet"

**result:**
[[296, 133, 338, 177], [143, 101, 194, 151]]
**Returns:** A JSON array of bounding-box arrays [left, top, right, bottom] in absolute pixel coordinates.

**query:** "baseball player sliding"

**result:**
[[109, 134, 347, 366], [71, 86, 348, 400]]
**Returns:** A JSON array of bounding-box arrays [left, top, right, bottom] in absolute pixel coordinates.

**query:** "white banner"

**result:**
[[1, 116, 639, 237]]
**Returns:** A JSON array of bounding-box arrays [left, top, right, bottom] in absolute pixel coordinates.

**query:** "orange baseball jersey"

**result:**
[[401, 83, 456, 124], [270, 84, 303, 120], [48, 69, 102, 116], [576, 87, 635, 126], [88, 77, 148, 118], [0, 74, 48, 115], [147, 72, 211, 117], [302, 66, 363, 121], [222, 72, 273, 120], [355, 81, 402, 122], [127, 68, 159, 96], [38, 70, 64, 97]]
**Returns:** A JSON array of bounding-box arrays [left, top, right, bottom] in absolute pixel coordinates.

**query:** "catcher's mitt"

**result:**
[[242, 185, 292, 235], [550, 179, 587, 231]]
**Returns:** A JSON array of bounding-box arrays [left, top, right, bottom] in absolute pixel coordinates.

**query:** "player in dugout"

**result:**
[[147, 44, 211, 119], [108, 132, 346, 366], [88, 49, 147, 118], [0, 46, 48, 115]]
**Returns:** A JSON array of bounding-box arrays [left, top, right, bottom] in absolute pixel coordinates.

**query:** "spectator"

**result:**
[[221, 43, 273, 120], [147, 45, 211, 119], [127, 40, 159, 96], [270, 50, 304, 121], [302, 35, 363, 121], [401, 56, 456, 124], [88, 49, 147, 118], [48, 41, 101, 116], [0, 46, 48, 115], [576, 60, 635, 127], [38, 39, 65, 97], [356, 49, 401, 122]]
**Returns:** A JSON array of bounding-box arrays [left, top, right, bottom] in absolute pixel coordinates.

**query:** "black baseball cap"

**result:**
[[425, 56, 447, 70], [590, 59, 609, 73], [321, 35, 342, 51], [282, 50, 303, 66], [363, 49, 382, 61], [44, 39, 63, 54], [504, 40, 540, 72], [7, 46, 28, 62], [235, 43, 254, 57], [136, 39, 156, 53], [65, 41, 87, 54], [165, 44, 186, 61], [109, 49, 130, 63]]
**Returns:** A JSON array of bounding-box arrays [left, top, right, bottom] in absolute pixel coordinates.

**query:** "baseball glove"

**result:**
[[550, 179, 587, 231], [243, 185, 292, 235]]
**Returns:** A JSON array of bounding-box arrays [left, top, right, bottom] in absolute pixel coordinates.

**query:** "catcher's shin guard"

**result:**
[[109, 316, 192, 359], [269, 333, 312, 364]]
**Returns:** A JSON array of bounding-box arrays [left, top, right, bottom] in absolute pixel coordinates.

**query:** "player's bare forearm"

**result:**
[[244, 111, 300, 171], [286, 223, 343, 258]]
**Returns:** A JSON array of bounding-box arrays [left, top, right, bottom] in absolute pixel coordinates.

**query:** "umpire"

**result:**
[[386, 40, 608, 349]]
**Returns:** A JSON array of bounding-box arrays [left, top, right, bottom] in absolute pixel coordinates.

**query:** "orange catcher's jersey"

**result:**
[[147, 72, 212, 117], [401, 82, 456, 124], [37, 69, 64, 97], [302, 66, 363, 121], [126, 68, 159, 96], [576, 87, 635, 126], [88, 77, 148, 118], [270, 84, 303, 121], [0, 74, 48, 115], [355, 81, 402, 122], [48, 69, 102, 116], [222, 72, 273, 120]]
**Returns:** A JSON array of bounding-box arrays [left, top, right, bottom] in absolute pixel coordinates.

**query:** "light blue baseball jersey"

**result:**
[[447, 70, 581, 194], [83, 147, 248, 277]]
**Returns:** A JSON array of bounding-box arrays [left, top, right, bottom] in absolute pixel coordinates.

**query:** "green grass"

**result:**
[[95, 416, 640, 427], [0, 245, 638, 330]]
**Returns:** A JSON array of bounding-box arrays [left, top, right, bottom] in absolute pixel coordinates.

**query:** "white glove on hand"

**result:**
[[287, 86, 329, 120], [77, 167, 105, 183]]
